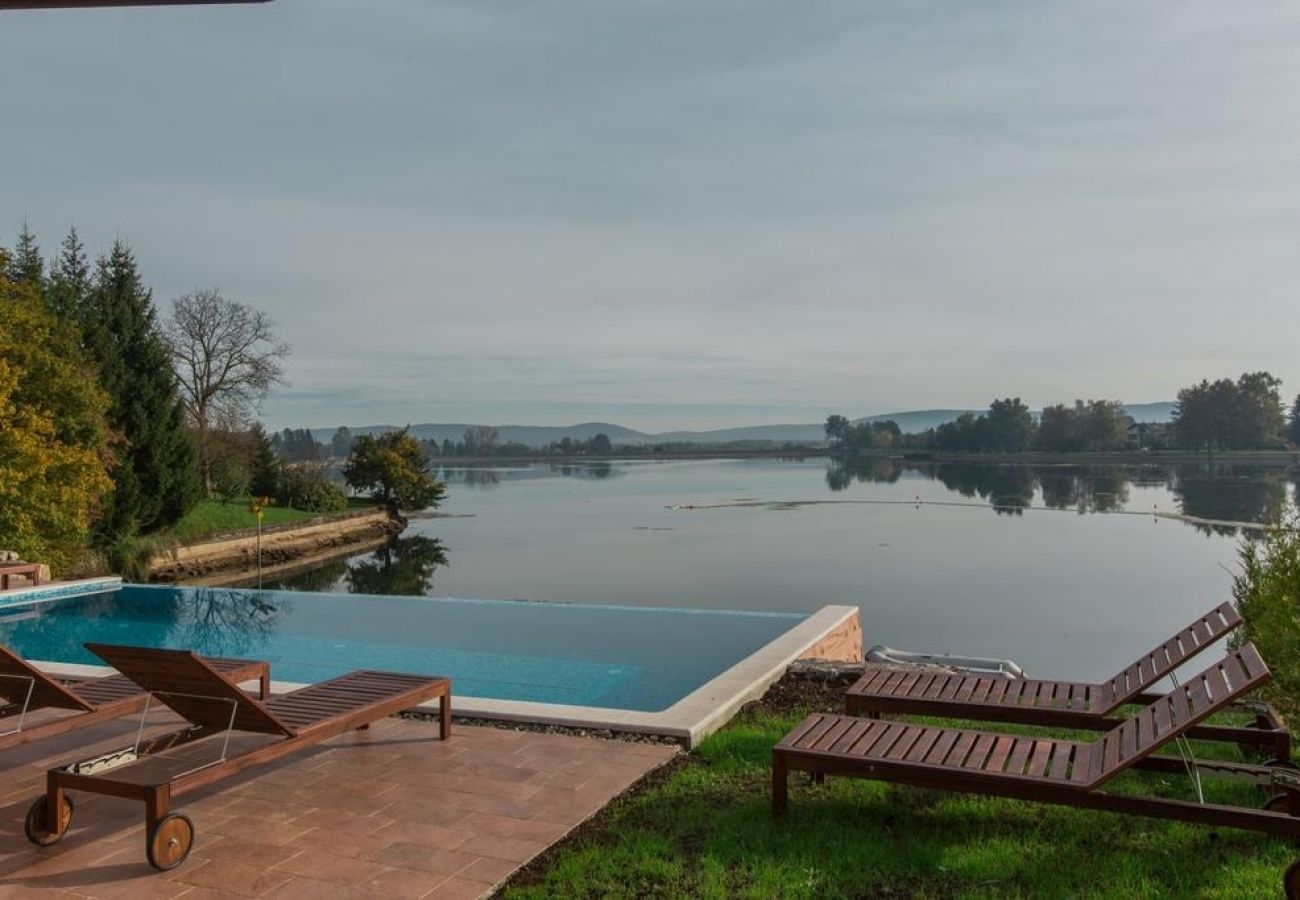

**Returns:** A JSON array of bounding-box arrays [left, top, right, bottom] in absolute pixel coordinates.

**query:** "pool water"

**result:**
[[0, 585, 806, 712]]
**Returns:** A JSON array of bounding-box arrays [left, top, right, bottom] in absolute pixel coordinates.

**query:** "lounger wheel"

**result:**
[[1284, 860, 1300, 900], [146, 814, 194, 871], [24, 795, 74, 846]]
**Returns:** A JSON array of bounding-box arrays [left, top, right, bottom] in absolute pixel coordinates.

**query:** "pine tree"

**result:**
[[45, 226, 92, 322], [7, 222, 44, 289], [248, 422, 280, 498], [82, 240, 200, 537]]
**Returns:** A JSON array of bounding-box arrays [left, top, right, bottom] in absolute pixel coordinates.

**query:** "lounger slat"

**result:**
[[905, 728, 943, 763], [985, 736, 1015, 773], [887, 726, 927, 761], [828, 720, 873, 755], [924, 730, 960, 765], [1027, 741, 1053, 777], [962, 734, 996, 770], [1007, 739, 1033, 775]]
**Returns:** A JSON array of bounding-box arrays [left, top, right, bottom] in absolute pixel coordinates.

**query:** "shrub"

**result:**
[[1232, 510, 1300, 724], [276, 465, 347, 513], [103, 533, 167, 583]]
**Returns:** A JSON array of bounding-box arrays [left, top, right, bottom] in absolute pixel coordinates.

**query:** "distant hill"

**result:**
[[307, 403, 1177, 449]]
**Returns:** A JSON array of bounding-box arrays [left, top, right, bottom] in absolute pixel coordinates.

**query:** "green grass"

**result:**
[[162, 497, 374, 543], [502, 705, 1297, 899]]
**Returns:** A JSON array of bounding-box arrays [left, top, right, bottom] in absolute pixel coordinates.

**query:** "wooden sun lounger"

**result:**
[[0, 645, 269, 751], [845, 601, 1290, 758], [775, 644, 1300, 898], [24, 643, 451, 870], [0, 562, 41, 590]]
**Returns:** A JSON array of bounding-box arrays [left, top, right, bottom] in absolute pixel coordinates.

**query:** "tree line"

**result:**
[[826, 373, 1299, 455]]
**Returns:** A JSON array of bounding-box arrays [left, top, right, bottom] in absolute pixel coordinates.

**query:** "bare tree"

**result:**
[[166, 289, 290, 494]]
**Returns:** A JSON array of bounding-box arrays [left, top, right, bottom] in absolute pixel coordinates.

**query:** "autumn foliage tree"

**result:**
[[0, 249, 113, 572], [343, 428, 445, 511]]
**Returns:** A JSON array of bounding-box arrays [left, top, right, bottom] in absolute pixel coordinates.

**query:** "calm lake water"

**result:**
[[266, 457, 1298, 682]]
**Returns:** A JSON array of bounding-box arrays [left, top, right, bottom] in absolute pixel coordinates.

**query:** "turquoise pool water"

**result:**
[[0, 585, 806, 712]]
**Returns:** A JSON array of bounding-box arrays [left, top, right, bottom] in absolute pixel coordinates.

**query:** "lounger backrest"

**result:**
[[1097, 601, 1241, 713], [1089, 643, 1269, 787], [0, 645, 92, 712], [85, 644, 292, 736]]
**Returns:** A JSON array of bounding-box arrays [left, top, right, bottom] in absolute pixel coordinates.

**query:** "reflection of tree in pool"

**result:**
[[168, 588, 289, 657], [0, 592, 183, 665], [823, 457, 902, 492], [1168, 464, 1288, 536], [344, 535, 448, 597]]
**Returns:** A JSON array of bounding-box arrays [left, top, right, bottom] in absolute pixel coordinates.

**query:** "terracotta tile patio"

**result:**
[[0, 712, 677, 898]]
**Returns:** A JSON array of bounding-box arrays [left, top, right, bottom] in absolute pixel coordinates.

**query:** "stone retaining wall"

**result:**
[[149, 509, 402, 582]]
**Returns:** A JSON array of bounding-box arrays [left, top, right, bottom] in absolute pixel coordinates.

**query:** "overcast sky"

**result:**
[[3, 1, 1299, 431]]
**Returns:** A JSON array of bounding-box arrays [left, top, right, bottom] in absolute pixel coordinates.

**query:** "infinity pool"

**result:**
[[0, 585, 807, 712]]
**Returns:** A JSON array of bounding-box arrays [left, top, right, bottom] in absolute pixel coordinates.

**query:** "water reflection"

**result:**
[[0, 587, 290, 662], [167, 588, 287, 656], [264, 535, 449, 597], [823, 457, 1294, 531], [1166, 466, 1288, 536]]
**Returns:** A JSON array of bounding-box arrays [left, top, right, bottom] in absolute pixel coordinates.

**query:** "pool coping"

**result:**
[[30, 603, 859, 749]]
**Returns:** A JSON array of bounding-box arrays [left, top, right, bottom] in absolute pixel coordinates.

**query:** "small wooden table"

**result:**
[[0, 563, 41, 591]]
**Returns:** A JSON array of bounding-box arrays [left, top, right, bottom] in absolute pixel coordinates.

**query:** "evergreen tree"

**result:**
[[0, 245, 114, 572], [45, 226, 92, 322], [248, 422, 280, 498], [7, 222, 43, 288], [82, 240, 199, 537]]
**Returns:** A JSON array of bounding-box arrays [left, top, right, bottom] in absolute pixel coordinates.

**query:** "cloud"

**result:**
[[3, 1, 1299, 430]]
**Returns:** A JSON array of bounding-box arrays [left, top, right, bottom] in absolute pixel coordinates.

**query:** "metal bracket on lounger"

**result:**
[[0, 674, 36, 736], [132, 690, 239, 779]]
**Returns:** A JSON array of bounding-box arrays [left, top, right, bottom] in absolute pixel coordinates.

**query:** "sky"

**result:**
[[3, 1, 1299, 432]]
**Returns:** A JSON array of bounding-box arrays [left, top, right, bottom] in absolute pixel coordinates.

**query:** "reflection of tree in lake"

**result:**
[[345, 535, 448, 597], [168, 588, 288, 657], [455, 467, 500, 489], [933, 464, 1035, 514], [1168, 464, 1288, 536], [1038, 467, 1130, 514], [552, 462, 614, 479], [823, 456, 903, 492], [263, 558, 348, 593]]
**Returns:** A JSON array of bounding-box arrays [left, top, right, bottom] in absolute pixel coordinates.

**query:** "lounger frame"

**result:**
[[845, 602, 1290, 758], [0, 646, 269, 751], [775, 644, 1300, 894], [26, 645, 450, 869]]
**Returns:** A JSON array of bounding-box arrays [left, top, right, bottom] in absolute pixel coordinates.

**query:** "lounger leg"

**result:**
[[772, 754, 788, 819], [259, 672, 270, 700], [440, 694, 451, 741], [45, 776, 69, 833], [145, 785, 170, 836]]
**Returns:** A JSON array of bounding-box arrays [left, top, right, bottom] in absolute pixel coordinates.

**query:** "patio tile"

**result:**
[[362, 865, 449, 899], [424, 876, 495, 899], [0, 719, 675, 899]]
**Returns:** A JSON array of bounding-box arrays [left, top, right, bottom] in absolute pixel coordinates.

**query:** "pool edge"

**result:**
[[31, 604, 860, 749]]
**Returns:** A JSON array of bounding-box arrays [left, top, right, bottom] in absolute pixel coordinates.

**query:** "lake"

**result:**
[[264, 457, 1297, 682]]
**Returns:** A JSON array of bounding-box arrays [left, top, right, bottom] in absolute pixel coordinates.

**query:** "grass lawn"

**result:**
[[163, 497, 375, 543], [502, 698, 1297, 899]]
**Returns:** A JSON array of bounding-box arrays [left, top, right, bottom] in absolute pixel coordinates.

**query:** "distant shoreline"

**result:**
[[425, 448, 1299, 466]]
